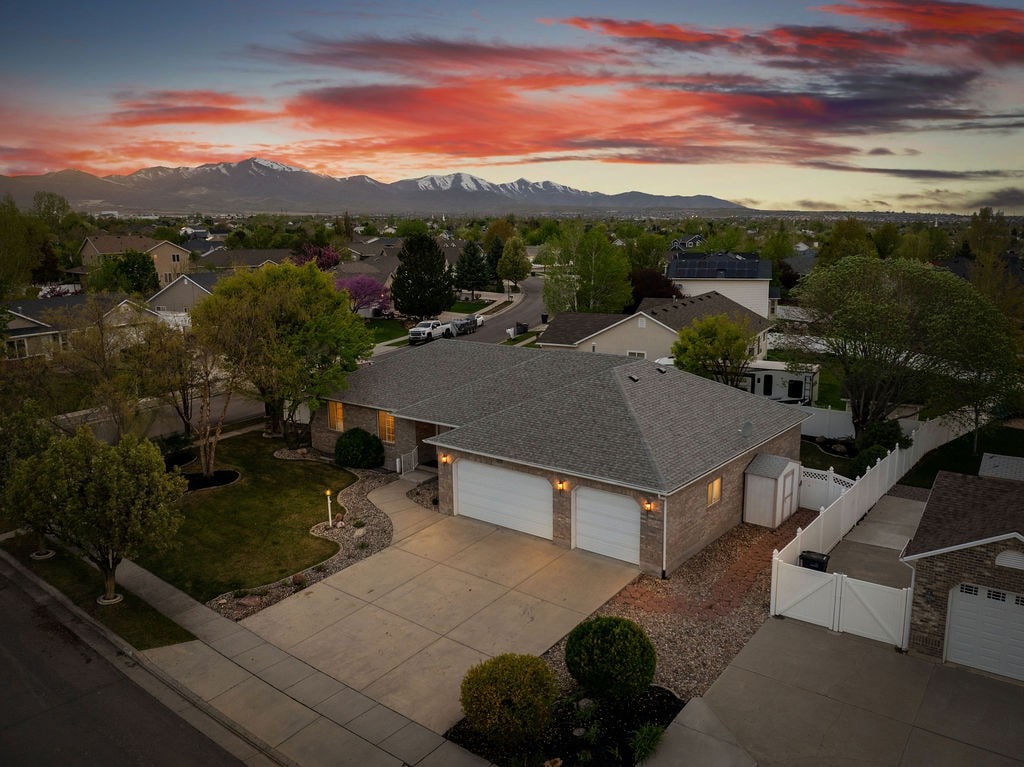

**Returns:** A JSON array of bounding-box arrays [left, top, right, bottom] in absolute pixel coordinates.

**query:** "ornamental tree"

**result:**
[[336, 274, 390, 314], [5, 429, 186, 603], [672, 314, 756, 389]]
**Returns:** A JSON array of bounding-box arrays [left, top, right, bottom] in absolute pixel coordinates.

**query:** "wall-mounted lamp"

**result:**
[[642, 499, 654, 512], [556, 479, 567, 495], [439, 453, 451, 465], [923, 589, 934, 604]]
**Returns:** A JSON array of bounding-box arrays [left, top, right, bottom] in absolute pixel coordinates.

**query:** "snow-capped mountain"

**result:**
[[0, 158, 746, 215]]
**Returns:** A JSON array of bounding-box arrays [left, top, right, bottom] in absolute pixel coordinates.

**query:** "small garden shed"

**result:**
[[743, 454, 800, 529]]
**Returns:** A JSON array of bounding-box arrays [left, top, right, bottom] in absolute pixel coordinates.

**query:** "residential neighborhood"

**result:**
[[2, 197, 1023, 767]]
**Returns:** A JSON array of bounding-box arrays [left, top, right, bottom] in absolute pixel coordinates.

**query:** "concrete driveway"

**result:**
[[241, 515, 637, 734], [826, 494, 926, 588], [701, 617, 1024, 766]]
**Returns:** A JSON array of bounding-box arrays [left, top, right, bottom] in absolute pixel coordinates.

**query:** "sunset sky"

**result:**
[[2, 0, 1022, 213]]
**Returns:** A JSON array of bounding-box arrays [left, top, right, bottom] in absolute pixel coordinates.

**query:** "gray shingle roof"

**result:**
[[902, 471, 1024, 558], [637, 292, 769, 333], [537, 313, 632, 346], [745, 454, 795, 479], [201, 249, 290, 268], [979, 453, 1024, 482]]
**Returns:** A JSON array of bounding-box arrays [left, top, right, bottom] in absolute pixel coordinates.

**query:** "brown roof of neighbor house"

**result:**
[[81, 235, 160, 255], [902, 471, 1024, 559], [637, 292, 769, 333], [538, 313, 635, 346]]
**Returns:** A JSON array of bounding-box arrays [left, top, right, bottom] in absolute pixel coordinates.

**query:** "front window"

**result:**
[[377, 410, 395, 444], [707, 477, 722, 507], [328, 402, 344, 431]]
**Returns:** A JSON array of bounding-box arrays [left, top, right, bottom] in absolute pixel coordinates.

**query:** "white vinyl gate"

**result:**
[[454, 461, 553, 539], [574, 487, 640, 565], [947, 583, 1024, 681]]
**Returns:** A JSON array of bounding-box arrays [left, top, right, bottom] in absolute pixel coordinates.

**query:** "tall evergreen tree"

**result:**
[[391, 233, 455, 319], [454, 240, 489, 299]]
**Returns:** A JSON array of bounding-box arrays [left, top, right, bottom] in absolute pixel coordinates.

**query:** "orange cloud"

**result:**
[[816, 0, 1024, 34]]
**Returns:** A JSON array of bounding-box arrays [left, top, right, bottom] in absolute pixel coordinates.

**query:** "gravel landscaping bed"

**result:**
[[206, 458, 398, 621], [542, 509, 816, 701]]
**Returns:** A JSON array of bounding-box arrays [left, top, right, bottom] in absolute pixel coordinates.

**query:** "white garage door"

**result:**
[[947, 582, 1024, 681], [574, 487, 640, 565], [454, 461, 552, 539]]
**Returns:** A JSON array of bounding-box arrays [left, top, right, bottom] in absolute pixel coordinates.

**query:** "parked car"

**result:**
[[408, 319, 453, 345]]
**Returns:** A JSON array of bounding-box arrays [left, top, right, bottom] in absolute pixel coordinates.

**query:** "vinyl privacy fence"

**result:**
[[770, 413, 971, 648]]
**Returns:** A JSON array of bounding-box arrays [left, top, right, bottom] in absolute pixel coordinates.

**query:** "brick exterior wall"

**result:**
[[310, 403, 423, 468], [663, 426, 801, 574], [907, 538, 1024, 658], [436, 423, 801, 575]]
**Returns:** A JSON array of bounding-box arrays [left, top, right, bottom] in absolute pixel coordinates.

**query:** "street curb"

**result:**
[[0, 545, 298, 767]]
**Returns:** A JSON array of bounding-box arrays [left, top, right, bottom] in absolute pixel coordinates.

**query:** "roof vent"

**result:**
[[628, 374, 640, 382], [656, 367, 667, 374]]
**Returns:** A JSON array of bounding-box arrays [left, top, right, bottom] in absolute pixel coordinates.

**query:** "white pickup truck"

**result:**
[[408, 319, 453, 345]]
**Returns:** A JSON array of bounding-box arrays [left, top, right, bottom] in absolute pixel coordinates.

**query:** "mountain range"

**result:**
[[0, 158, 746, 216]]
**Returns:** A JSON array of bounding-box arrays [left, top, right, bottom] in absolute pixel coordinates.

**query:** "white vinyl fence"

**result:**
[[771, 413, 971, 648], [797, 404, 855, 439]]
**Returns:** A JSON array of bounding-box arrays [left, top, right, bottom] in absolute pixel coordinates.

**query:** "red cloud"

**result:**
[[816, 0, 1024, 33], [106, 90, 275, 126]]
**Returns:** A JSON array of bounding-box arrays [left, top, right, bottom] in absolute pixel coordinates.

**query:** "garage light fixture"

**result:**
[[439, 453, 451, 464], [556, 479, 567, 495], [642, 499, 654, 512]]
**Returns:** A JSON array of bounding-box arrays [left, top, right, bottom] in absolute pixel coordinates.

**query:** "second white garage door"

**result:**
[[574, 487, 640, 565], [454, 461, 553, 539], [947, 582, 1024, 682]]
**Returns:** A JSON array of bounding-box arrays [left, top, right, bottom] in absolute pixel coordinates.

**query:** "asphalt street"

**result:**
[[0, 570, 243, 766], [457, 274, 547, 344]]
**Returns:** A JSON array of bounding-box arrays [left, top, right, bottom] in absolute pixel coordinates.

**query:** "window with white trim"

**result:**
[[327, 402, 344, 431], [638, 317, 646, 329], [377, 410, 395, 444], [627, 350, 647, 359], [707, 477, 722, 507]]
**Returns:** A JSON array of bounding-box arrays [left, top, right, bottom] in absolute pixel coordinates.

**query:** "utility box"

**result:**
[[799, 551, 830, 572]]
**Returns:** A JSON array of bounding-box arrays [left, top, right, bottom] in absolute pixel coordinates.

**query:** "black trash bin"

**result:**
[[799, 550, 829, 572], [541, 313, 549, 324], [515, 322, 529, 335]]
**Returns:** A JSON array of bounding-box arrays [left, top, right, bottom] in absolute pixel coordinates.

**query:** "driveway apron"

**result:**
[[241, 484, 638, 734]]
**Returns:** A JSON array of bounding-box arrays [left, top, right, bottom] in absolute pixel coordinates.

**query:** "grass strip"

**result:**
[[2, 533, 195, 650]]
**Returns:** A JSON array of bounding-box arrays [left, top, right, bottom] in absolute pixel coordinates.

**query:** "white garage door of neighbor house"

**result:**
[[574, 487, 640, 565], [947, 582, 1024, 682], [454, 461, 553, 540]]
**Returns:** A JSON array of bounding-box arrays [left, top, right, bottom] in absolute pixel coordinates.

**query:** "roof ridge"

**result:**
[[610, 361, 669, 490]]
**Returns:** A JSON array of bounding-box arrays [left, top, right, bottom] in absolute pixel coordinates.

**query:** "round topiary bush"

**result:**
[[565, 616, 656, 698], [333, 428, 385, 468], [459, 653, 558, 752]]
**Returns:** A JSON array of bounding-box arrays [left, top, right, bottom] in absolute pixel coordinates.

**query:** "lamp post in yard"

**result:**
[[325, 488, 333, 528]]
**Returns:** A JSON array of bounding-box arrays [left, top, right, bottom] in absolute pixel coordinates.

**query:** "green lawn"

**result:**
[[1, 534, 195, 650], [501, 330, 540, 346], [366, 317, 408, 343], [482, 300, 512, 315], [450, 299, 489, 314], [137, 433, 356, 602], [800, 439, 853, 476], [900, 424, 1024, 488]]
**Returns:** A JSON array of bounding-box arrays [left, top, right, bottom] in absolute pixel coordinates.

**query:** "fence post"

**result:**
[[833, 573, 845, 631], [770, 550, 779, 615]]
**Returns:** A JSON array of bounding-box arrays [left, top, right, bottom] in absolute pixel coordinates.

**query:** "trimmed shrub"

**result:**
[[565, 616, 656, 698], [459, 653, 558, 752], [850, 444, 888, 479], [333, 428, 384, 468], [856, 419, 912, 452]]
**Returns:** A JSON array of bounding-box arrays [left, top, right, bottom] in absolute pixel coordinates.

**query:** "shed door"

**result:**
[[574, 487, 640, 565], [454, 461, 552, 539], [947, 583, 1024, 681]]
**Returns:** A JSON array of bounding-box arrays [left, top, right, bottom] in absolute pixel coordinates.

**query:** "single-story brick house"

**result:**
[[311, 342, 807, 575], [902, 470, 1024, 681]]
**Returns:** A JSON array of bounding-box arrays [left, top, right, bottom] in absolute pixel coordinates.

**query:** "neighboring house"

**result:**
[[4, 293, 158, 359], [79, 235, 191, 288], [199, 248, 288, 270], [902, 470, 1024, 682], [310, 342, 807, 574], [979, 453, 1024, 481], [669, 235, 707, 251], [536, 292, 769, 362], [147, 272, 225, 326], [666, 254, 773, 318]]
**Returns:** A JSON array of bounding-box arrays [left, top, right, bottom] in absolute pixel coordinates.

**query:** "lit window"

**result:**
[[377, 410, 395, 444], [707, 477, 722, 507], [327, 402, 344, 431], [627, 350, 647, 359]]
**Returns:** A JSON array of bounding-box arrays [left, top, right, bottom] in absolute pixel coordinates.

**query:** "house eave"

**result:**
[[901, 532, 1024, 562]]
